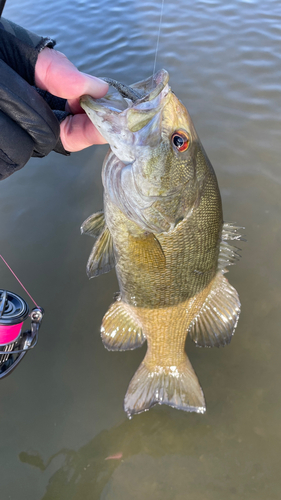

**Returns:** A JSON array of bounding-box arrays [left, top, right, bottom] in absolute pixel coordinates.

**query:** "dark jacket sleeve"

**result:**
[[0, 17, 55, 84], [0, 18, 70, 181]]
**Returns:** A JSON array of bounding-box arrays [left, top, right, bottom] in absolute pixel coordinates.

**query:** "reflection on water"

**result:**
[[19, 406, 279, 500], [1, 0, 281, 499]]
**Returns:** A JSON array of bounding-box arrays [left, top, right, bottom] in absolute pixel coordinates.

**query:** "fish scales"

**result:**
[[105, 176, 221, 308], [80, 69, 242, 417]]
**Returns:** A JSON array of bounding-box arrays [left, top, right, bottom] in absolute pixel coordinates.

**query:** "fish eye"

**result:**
[[171, 130, 190, 152]]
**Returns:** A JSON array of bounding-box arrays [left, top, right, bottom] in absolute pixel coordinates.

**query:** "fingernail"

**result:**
[[88, 75, 109, 90]]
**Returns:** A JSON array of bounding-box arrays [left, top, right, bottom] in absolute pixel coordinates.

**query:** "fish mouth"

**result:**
[[80, 70, 174, 232], [80, 70, 171, 163], [80, 69, 170, 115]]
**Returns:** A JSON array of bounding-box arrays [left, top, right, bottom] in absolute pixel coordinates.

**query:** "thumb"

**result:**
[[35, 48, 108, 102], [60, 113, 107, 152]]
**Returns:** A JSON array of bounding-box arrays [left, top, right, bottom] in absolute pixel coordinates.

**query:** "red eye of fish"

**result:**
[[171, 131, 190, 152]]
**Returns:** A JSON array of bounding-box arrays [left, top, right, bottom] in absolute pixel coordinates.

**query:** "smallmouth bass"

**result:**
[[80, 70, 242, 418]]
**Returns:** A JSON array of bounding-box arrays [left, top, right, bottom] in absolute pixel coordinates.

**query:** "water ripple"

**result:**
[[3, 0, 281, 180]]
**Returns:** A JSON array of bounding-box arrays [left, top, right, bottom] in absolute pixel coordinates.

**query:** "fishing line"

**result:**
[[152, 0, 165, 79], [0, 254, 39, 308]]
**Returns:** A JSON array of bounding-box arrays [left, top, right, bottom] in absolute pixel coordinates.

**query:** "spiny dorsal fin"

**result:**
[[81, 211, 105, 240], [218, 222, 244, 271], [222, 222, 245, 241], [188, 271, 240, 348], [86, 226, 116, 278], [218, 241, 242, 271], [101, 298, 146, 351]]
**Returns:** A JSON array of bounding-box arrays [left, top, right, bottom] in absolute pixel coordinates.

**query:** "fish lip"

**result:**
[[80, 94, 108, 113], [80, 69, 170, 115]]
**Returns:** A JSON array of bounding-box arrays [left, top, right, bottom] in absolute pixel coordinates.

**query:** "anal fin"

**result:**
[[101, 298, 146, 351], [189, 271, 240, 348], [124, 356, 206, 418]]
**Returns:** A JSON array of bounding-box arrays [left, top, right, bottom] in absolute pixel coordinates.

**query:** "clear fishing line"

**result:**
[[0, 254, 39, 308], [152, 0, 165, 78]]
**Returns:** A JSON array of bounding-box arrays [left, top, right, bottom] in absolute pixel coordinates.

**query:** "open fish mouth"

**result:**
[[80, 69, 197, 233], [80, 70, 171, 164], [80, 69, 170, 114]]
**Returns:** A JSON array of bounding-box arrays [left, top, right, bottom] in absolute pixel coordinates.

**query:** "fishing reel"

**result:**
[[0, 290, 44, 379]]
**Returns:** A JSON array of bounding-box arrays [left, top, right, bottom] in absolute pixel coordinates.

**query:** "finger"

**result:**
[[60, 114, 108, 152], [35, 48, 108, 104], [65, 75, 108, 114]]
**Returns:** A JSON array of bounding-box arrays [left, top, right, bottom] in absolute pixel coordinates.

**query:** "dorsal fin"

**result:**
[[218, 222, 245, 272], [222, 222, 245, 241], [188, 271, 240, 348]]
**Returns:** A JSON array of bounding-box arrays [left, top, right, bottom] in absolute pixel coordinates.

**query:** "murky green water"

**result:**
[[1, 0, 281, 498]]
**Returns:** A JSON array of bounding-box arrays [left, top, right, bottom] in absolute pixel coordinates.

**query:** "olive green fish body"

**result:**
[[104, 153, 222, 308], [80, 70, 242, 417]]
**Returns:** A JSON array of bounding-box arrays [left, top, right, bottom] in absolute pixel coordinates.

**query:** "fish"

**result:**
[[80, 69, 242, 418]]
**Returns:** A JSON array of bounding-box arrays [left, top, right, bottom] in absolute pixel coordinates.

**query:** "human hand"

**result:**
[[35, 48, 109, 152]]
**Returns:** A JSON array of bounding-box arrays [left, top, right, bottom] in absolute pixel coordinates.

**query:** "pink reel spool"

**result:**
[[0, 322, 24, 345], [0, 290, 30, 378]]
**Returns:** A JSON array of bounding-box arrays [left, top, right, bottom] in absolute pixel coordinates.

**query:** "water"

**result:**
[[1, 0, 281, 498]]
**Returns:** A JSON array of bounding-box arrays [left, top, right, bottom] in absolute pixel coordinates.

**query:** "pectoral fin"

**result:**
[[81, 211, 105, 240], [189, 271, 240, 347], [101, 298, 146, 351], [86, 226, 116, 278], [131, 232, 166, 271]]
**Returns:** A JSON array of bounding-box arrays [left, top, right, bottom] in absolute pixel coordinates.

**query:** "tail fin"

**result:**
[[124, 357, 206, 418]]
